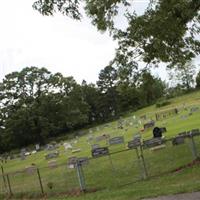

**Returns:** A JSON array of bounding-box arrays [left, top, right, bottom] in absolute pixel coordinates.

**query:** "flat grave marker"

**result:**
[[72, 149, 81, 153]]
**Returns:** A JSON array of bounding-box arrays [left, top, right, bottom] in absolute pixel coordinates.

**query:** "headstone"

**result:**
[[191, 129, 200, 137], [172, 136, 185, 145], [143, 138, 164, 149], [67, 157, 77, 169], [20, 149, 26, 160], [77, 157, 89, 166], [48, 160, 57, 168], [35, 144, 40, 151], [46, 144, 56, 151], [91, 144, 100, 150], [178, 131, 188, 138], [45, 151, 59, 160], [128, 137, 141, 149], [109, 136, 124, 145], [190, 107, 199, 113], [96, 134, 110, 142], [92, 147, 109, 158], [63, 143, 72, 150], [25, 152, 31, 156], [31, 150, 37, 154], [160, 127, 167, 133], [25, 165, 37, 175], [144, 120, 155, 129]]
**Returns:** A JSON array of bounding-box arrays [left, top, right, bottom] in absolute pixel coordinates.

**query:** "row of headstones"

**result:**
[[91, 128, 200, 157], [20, 128, 200, 175]]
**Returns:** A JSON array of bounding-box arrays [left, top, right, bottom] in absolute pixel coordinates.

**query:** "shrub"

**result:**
[[156, 100, 171, 108]]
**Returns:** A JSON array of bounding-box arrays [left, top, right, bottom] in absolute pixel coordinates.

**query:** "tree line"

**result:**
[[0, 65, 200, 153]]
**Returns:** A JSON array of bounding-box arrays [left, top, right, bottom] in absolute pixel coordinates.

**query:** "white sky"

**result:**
[[0, 0, 199, 84]]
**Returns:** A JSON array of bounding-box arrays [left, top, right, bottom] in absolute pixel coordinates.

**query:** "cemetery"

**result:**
[[0, 92, 200, 199]]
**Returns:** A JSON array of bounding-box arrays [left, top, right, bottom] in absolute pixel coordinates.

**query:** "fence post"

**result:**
[[139, 146, 148, 179], [190, 136, 198, 160], [135, 147, 145, 180], [37, 168, 44, 195], [76, 161, 86, 192], [1, 165, 7, 193], [6, 174, 12, 196]]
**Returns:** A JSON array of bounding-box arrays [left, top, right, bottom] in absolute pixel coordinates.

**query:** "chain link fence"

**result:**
[[0, 130, 200, 199]]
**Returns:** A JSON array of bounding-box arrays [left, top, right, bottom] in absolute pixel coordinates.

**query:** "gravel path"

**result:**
[[143, 192, 200, 200]]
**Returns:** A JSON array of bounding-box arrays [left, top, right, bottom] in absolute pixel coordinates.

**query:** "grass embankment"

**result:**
[[1, 90, 200, 199]]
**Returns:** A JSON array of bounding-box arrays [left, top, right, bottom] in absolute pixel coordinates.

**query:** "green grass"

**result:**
[[1, 90, 200, 199]]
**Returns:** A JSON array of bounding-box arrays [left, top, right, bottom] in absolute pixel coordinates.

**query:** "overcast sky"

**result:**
[[0, 0, 199, 84]]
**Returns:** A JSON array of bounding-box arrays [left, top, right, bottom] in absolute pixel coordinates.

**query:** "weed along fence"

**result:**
[[1, 129, 200, 198]]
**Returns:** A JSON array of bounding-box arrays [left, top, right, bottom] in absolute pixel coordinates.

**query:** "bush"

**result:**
[[156, 100, 171, 108]]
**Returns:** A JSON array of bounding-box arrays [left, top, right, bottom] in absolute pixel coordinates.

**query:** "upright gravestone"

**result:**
[[45, 151, 59, 160], [25, 165, 37, 175], [46, 144, 56, 151], [91, 144, 100, 150], [63, 143, 72, 151], [109, 136, 124, 146], [92, 147, 109, 158], [143, 138, 164, 149], [20, 148, 26, 160], [191, 129, 200, 136], [77, 157, 89, 166], [128, 137, 141, 149], [144, 120, 155, 130], [172, 136, 185, 145], [67, 157, 77, 169], [35, 144, 40, 151], [48, 160, 57, 168]]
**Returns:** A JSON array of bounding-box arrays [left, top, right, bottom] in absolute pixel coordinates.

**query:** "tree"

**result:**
[[97, 66, 119, 120], [33, 0, 200, 67], [168, 61, 196, 91], [196, 71, 200, 88], [138, 70, 166, 105]]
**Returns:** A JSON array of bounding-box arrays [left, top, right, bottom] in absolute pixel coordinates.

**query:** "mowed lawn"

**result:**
[[1, 90, 200, 199]]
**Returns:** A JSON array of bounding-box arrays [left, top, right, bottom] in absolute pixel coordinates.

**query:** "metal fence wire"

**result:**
[[0, 131, 200, 198]]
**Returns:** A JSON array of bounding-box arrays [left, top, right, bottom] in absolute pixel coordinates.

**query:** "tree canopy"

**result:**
[[0, 66, 166, 152], [33, 0, 200, 67]]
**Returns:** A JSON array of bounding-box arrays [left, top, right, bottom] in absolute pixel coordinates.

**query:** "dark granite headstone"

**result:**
[[143, 138, 164, 148], [92, 147, 109, 158], [172, 136, 185, 145], [144, 120, 155, 129]]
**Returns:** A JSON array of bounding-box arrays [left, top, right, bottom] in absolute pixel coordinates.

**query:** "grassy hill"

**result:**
[[1, 90, 200, 199]]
